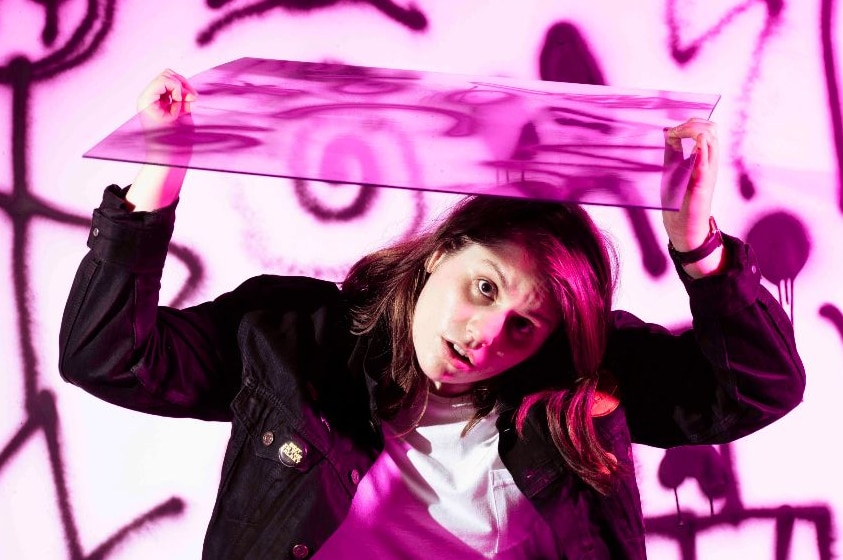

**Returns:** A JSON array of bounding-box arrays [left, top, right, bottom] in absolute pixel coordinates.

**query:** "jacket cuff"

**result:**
[[86, 184, 177, 273], [672, 233, 763, 318]]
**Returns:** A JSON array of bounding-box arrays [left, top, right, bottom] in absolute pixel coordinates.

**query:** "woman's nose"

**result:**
[[466, 310, 506, 348]]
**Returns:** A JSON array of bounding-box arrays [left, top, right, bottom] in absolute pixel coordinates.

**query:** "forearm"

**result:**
[[126, 69, 197, 212], [125, 163, 186, 211]]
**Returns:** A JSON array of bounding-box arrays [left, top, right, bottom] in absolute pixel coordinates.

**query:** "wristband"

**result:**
[[668, 217, 722, 265]]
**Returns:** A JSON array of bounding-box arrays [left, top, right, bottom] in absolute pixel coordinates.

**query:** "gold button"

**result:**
[[261, 431, 274, 447], [292, 543, 310, 558]]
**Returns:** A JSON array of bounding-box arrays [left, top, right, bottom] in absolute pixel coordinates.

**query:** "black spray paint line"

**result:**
[[649, 439, 833, 559], [819, 303, 843, 342], [0, 6, 205, 555], [196, 0, 428, 46], [820, 0, 843, 213], [646, 505, 834, 560], [3, 2, 434, 556], [538, 22, 668, 278], [573, 5, 843, 555], [666, 0, 784, 200]]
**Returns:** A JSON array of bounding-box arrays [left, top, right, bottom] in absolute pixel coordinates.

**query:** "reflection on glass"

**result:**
[[85, 58, 719, 210]]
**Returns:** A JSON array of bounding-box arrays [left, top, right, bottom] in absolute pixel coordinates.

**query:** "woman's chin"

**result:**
[[429, 379, 474, 397]]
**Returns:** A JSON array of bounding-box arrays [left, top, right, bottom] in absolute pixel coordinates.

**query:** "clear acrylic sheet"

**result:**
[[84, 58, 719, 210]]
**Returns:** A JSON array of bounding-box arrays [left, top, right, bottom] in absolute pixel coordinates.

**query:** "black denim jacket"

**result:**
[[59, 186, 805, 559]]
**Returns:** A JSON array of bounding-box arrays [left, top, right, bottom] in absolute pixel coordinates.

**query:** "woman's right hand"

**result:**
[[126, 69, 199, 212], [137, 68, 198, 120]]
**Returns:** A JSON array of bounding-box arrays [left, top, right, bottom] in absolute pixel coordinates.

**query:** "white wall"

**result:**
[[0, 0, 839, 558]]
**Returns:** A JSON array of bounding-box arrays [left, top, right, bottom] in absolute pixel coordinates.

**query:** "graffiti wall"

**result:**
[[1, 0, 839, 558]]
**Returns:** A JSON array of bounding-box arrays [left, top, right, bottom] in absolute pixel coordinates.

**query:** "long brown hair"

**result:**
[[342, 195, 619, 493]]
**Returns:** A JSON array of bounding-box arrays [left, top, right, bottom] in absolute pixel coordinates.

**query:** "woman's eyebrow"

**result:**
[[482, 258, 510, 292], [481, 258, 555, 326]]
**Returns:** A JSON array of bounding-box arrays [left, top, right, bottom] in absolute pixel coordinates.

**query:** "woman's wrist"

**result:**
[[125, 164, 186, 212], [679, 245, 727, 278], [668, 217, 727, 278]]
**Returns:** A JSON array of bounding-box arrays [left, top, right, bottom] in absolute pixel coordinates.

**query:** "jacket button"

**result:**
[[261, 431, 274, 446], [349, 469, 361, 485], [91, 227, 100, 237], [292, 543, 310, 558]]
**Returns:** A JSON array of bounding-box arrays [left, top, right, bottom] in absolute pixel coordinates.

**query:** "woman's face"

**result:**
[[412, 240, 562, 397]]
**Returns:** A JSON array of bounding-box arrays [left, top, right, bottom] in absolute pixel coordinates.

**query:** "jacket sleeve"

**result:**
[[58, 185, 244, 420], [606, 233, 805, 448], [58, 185, 331, 421]]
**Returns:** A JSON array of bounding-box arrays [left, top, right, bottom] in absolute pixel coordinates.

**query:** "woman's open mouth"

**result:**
[[446, 340, 472, 366]]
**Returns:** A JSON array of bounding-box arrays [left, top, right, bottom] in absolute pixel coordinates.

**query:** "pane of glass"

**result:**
[[84, 58, 718, 210]]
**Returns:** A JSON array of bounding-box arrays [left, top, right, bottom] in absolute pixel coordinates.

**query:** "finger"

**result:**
[[695, 133, 709, 176], [180, 79, 199, 102], [138, 78, 178, 109], [168, 99, 181, 118], [162, 69, 198, 102], [161, 73, 187, 102], [707, 129, 719, 169], [700, 130, 719, 168], [138, 70, 197, 109], [668, 118, 716, 140]]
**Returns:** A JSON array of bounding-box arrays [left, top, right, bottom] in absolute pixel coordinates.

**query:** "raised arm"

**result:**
[[58, 186, 241, 420], [608, 118, 805, 447], [608, 234, 805, 448], [126, 69, 198, 212], [58, 71, 241, 420]]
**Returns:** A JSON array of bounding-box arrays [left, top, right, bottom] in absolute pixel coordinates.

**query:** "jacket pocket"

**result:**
[[215, 380, 325, 527], [490, 468, 543, 554]]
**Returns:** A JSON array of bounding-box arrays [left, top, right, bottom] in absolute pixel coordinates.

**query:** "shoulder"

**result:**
[[205, 275, 346, 326], [224, 275, 342, 306], [231, 275, 352, 349], [609, 308, 649, 330], [234, 274, 340, 293]]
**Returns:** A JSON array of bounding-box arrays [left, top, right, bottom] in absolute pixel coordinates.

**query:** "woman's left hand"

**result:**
[[662, 118, 724, 277]]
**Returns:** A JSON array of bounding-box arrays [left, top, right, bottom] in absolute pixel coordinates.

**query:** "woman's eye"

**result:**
[[510, 317, 535, 337], [477, 279, 496, 298]]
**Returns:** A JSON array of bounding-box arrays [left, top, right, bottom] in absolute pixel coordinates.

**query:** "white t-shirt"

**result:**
[[314, 392, 558, 559]]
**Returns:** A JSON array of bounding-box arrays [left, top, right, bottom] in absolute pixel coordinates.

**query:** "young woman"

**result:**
[[59, 70, 804, 559]]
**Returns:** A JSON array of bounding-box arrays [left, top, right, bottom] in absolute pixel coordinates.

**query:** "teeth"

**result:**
[[452, 343, 468, 358]]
